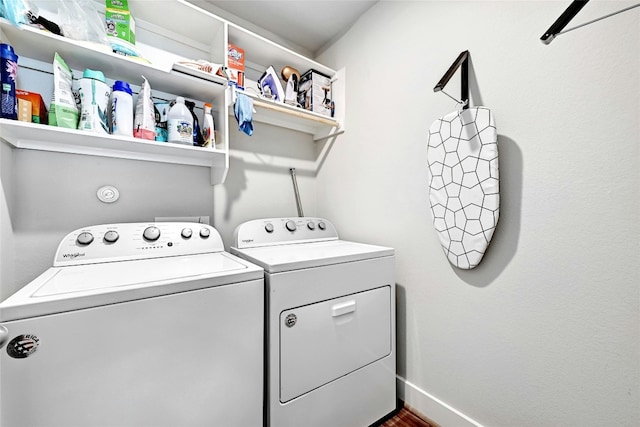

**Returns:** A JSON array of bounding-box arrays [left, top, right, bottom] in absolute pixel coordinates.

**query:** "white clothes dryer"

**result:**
[[0, 222, 264, 427], [232, 217, 396, 427]]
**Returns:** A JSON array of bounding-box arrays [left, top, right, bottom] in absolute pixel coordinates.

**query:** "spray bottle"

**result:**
[[202, 102, 215, 148]]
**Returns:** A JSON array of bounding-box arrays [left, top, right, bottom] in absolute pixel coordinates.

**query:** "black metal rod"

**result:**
[[461, 56, 468, 110], [541, 0, 589, 44], [433, 50, 469, 110]]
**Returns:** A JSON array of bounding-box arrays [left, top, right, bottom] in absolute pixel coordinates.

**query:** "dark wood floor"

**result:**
[[375, 405, 435, 427]]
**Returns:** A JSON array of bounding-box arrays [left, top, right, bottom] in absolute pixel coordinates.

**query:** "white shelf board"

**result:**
[[0, 19, 227, 100], [0, 120, 228, 184], [229, 92, 340, 137], [228, 23, 335, 77]]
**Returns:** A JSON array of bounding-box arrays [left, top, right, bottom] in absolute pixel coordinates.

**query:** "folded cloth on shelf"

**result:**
[[234, 93, 254, 136]]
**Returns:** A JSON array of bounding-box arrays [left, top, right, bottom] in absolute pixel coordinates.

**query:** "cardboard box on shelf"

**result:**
[[16, 90, 48, 124], [227, 43, 245, 89], [18, 98, 32, 122], [106, 0, 136, 46], [298, 69, 333, 117]]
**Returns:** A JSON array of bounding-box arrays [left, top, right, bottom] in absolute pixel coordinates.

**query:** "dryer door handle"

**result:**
[[332, 300, 356, 317], [0, 325, 8, 349]]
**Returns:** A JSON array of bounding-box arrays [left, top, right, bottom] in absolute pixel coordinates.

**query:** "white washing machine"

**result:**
[[231, 217, 396, 427], [0, 222, 264, 427]]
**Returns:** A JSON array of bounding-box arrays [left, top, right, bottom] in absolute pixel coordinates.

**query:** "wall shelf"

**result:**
[[0, 18, 227, 101], [0, 120, 228, 184], [1, 0, 343, 184], [230, 91, 341, 139]]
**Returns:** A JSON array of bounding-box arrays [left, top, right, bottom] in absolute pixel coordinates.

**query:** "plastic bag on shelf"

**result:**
[[55, 0, 109, 46], [0, 0, 30, 26], [133, 76, 156, 140]]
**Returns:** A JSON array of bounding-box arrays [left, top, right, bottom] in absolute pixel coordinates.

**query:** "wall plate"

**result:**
[[97, 186, 120, 204]]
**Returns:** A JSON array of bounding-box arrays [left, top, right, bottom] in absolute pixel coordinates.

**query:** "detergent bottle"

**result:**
[[167, 96, 193, 145], [202, 102, 215, 148]]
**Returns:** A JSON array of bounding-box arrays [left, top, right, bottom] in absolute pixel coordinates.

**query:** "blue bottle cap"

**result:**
[[0, 43, 18, 61], [112, 80, 132, 95], [82, 68, 106, 83]]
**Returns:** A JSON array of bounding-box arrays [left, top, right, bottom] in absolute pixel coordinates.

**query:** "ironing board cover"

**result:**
[[427, 107, 499, 269]]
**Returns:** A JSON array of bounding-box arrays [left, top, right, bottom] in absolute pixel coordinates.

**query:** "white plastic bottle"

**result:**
[[78, 68, 110, 134], [202, 102, 216, 148], [109, 80, 133, 137], [167, 96, 193, 145]]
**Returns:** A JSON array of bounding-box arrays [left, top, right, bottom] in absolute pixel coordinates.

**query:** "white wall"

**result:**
[[0, 149, 216, 299], [1, 1, 637, 426], [213, 123, 319, 249], [317, 1, 639, 426], [0, 143, 15, 298]]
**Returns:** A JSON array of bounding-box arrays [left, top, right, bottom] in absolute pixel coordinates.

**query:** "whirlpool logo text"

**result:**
[[62, 252, 85, 259]]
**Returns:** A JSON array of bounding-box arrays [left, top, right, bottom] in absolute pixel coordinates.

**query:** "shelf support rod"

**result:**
[[433, 50, 469, 110]]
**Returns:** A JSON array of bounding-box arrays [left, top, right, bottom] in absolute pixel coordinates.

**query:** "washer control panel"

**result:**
[[233, 217, 338, 249], [54, 222, 224, 266]]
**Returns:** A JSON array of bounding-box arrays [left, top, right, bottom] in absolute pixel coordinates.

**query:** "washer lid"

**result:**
[[0, 253, 263, 322], [231, 240, 394, 273]]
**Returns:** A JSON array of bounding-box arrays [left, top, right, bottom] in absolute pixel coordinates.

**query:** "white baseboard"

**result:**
[[396, 376, 484, 427]]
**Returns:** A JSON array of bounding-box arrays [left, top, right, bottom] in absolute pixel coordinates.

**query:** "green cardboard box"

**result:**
[[106, 0, 136, 46], [106, 0, 130, 11]]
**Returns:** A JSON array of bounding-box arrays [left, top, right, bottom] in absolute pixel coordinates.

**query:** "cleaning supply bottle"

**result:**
[[185, 99, 205, 146], [109, 80, 133, 137], [0, 43, 18, 120], [202, 102, 215, 148], [78, 68, 110, 133], [167, 96, 193, 145]]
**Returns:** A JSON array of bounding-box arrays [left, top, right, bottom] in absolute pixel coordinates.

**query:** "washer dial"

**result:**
[[76, 232, 94, 246], [143, 226, 161, 241], [103, 230, 119, 243]]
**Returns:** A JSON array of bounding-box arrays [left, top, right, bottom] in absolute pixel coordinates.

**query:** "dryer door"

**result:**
[[279, 285, 391, 403]]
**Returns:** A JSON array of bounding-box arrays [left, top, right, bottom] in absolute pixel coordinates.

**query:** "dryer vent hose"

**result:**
[[290, 168, 304, 217]]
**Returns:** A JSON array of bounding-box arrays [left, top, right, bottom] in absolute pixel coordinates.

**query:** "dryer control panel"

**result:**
[[54, 222, 224, 266], [233, 217, 338, 249]]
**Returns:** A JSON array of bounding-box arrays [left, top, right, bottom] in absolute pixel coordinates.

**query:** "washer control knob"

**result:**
[[307, 221, 316, 230], [143, 226, 161, 241], [285, 220, 296, 232], [265, 223, 274, 233], [200, 228, 211, 239], [76, 232, 94, 246], [103, 230, 119, 243], [318, 221, 326, 230], [181, 228, 193, 239]]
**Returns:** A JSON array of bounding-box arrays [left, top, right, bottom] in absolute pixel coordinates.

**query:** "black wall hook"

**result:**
[[541, 0, 589, 44], [433, 50, 469, 110]]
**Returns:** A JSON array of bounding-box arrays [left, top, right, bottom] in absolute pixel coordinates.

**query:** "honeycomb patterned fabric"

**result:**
[[427, 107, 499, 269]]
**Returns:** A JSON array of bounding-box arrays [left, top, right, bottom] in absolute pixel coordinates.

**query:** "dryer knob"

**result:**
[[200, 228, 211, 239], [76, 232, 94, 246], [265, 223, 274, 233], [143, 226, 161, 241], [307, 221, 316, 230], [103, 230, 119, 243], [318, 221, 326, 230], [285, 220, 296, 232], [181, 228, 193, 239]]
